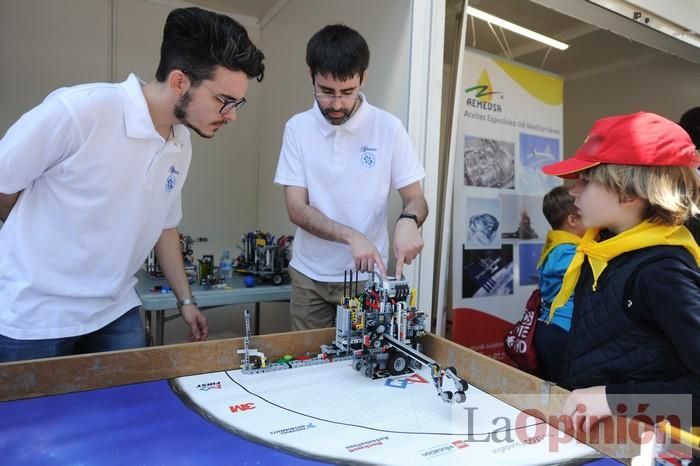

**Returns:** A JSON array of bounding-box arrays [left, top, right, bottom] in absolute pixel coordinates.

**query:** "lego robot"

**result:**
[[145, 234, 207, 284], [237, 272, 469, 404], [331, 271, 470, 403], [234, 231, 293, 286]]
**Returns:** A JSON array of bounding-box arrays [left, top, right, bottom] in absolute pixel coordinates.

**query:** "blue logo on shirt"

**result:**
[[166, 165, 179, 193], [360, 148, 376, 168]]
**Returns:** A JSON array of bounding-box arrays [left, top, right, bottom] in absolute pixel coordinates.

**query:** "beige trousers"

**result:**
[[289, 266, 365, 331]]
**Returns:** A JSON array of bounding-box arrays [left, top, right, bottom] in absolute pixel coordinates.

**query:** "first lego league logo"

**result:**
[[384, 371, 429, 389]]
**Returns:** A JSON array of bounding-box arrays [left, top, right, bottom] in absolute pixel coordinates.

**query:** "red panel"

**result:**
[[451, 307, 516, 366]]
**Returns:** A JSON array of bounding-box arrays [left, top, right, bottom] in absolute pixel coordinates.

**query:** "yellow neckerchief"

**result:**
[[548, 220, 700, 323], [536, 230, 582, 270]]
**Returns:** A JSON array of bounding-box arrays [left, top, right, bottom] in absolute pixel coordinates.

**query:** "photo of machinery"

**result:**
[[463, 135, 515, 189], [462, 245, 514, 298]]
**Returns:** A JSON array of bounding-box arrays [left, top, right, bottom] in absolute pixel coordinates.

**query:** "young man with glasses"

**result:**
[[0, 7, 264, 362], [274, 24, 428, 330]]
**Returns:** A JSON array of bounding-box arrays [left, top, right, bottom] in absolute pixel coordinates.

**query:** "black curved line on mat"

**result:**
[[224, 370, 544, 437]]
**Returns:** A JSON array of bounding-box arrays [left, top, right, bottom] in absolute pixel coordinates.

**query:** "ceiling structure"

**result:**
[[448, 0, 700, 80]]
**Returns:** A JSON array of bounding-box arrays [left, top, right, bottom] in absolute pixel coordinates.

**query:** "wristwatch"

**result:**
[[397, 212, 419, 226], [176, 296, 198, 309]]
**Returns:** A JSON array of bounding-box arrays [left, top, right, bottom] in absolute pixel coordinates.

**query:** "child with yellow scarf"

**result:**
[[534, 186, 586, 383], [542, 112, 700, 438]]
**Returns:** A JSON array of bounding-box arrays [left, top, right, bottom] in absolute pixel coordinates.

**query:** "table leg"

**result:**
[[144, 310, 154, 346], [156, 310, 165, 346]]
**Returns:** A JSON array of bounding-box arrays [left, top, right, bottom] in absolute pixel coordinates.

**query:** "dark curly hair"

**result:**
[[155, 7, 265, 85]]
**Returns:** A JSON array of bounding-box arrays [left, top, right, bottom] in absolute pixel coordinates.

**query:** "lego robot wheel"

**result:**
[[453, 391, 466, 403], [441, 391, 453, 402], [362, 364, 373, 378], [445, 366, 457, 376], [353, 359, 363, 371], [456, 379, 469, 392], [372, 339, 382, 349], [388, 352, 409, 376], [375, 324, 385, 334], [272, 274, 283, 286]]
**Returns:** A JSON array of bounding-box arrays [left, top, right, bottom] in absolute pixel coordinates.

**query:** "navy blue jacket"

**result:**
[[559, 245, 700, 427]]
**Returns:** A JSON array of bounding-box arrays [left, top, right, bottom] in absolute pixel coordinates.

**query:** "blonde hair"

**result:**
[[580, 164, 700, 225]]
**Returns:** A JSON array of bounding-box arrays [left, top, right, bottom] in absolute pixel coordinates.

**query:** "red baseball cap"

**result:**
[[542, 112, 700, 179]]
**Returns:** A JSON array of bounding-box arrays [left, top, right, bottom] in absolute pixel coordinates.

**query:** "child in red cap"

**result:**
[[542, 112, 700, 436]]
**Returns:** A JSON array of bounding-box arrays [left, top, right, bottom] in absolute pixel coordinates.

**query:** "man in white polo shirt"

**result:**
[[0, 7, 265, 362], [274, 25, 428, 330]]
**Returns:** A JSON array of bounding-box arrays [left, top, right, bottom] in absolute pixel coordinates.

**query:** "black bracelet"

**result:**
[[397, 212, 419, 226]]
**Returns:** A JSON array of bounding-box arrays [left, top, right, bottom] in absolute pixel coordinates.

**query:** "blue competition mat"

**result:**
[[0, 379, 325, 466]]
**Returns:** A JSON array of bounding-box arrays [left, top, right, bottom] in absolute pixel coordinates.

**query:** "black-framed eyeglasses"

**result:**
[[180, 69, 247, 114], [200, 82, 247, 114], [313, 85, 359, 105]]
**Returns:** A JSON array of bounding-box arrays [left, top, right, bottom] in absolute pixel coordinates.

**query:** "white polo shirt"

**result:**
[[274, 95, 425, 282], [0, 74, 192, 339]]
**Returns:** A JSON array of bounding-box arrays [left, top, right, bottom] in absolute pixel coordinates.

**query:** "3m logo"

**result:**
[[229, 402, 256, 413]]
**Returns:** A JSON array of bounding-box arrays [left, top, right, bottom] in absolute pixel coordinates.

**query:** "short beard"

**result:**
[[173, 91, 214, 139], [317, 96, 361, 126], [320, 106, 353, 126]]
